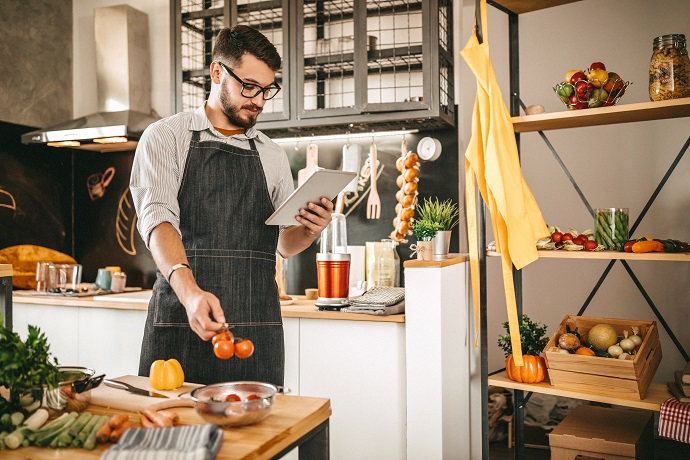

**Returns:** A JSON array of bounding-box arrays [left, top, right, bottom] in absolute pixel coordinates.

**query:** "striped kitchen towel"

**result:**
[[100, 424, 223, 460], [659, 396, 690, 444]]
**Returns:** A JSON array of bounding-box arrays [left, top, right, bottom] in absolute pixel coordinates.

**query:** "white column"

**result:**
[[405, 258, 479, 459]]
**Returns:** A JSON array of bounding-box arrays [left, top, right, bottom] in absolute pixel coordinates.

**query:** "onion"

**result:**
[[618, 352, 629, 360], [608, 344, 623, 358], [620, 338, 635, 352], [630, 334, 642, 346]]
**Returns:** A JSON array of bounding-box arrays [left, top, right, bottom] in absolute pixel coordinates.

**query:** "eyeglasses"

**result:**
[[217, 61, 281, 100]]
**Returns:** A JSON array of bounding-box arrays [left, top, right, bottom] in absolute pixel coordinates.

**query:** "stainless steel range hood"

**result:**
[[22, 4, 157, 153]]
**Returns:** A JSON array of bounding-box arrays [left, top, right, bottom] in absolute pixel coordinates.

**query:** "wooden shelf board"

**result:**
[[489, 0, 582, 15], [487, 250, 690, 261], [512, 97, 690, 132], [488, 371, 670, 411]]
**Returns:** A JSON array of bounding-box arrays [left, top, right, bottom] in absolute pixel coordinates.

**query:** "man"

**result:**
[[130, 25, 333, 386]]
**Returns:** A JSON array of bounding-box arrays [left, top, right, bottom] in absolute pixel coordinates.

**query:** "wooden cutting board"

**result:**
[[90, 375, 200, 412]]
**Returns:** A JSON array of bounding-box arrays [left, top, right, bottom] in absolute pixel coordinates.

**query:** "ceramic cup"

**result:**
[[95, 268, 112, 290]]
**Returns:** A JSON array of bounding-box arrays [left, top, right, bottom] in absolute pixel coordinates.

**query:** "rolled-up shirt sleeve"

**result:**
[[130, 121, 183, 248]]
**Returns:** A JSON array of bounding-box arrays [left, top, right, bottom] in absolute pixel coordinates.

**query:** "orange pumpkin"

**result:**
[[505, 354, 547, 383]]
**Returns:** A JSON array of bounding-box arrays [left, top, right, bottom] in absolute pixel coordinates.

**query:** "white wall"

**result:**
[[72, 0, 171, 118], [457, 0, 690, 383]]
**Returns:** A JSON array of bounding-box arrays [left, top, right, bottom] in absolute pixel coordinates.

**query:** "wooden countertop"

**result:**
[[13, 292, 405, 323], [403, 253, 468, 268], [1, 395, 331, 459], [0, 264, 12, 277]]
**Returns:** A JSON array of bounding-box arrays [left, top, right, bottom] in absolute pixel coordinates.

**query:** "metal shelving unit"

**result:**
[[476, 1, 690, 458]]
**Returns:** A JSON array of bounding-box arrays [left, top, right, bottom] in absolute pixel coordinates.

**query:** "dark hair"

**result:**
[[212, 25, 281, 71]]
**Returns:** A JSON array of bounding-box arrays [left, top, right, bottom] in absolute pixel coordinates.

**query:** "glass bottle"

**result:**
[[649, 34, 690, 101], [377, 239, 400, 287]]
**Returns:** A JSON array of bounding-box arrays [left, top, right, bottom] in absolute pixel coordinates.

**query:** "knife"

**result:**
[[104, 379, 169, 398]]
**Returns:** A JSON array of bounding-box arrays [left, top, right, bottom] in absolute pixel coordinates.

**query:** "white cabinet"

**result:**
[[12, 301, 146, 378], [284, 316, 406, 460]]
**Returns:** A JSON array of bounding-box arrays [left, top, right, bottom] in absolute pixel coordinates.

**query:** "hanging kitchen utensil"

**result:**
[[297, 143, 319, 187], [366, 142, 381, 219], [335, 142, 362, 213]]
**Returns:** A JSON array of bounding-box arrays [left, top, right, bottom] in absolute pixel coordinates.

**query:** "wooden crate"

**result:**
[[543, 315, 662, 399]]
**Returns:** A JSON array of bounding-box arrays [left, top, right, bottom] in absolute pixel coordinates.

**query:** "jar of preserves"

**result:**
[[649, 34, 690, 101]]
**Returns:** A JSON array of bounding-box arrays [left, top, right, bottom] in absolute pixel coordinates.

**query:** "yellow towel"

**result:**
[[460, 0, 549, 366]]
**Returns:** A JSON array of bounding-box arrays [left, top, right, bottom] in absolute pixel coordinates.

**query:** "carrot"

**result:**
[[156, 409, 180, 425], [109, 421, 131, 443], [139, 412, 156, 428], [108, 414, 129, 430], [143, 409, 173, 428], [96, 422, 112, 443], [631, 240, 664, 253]]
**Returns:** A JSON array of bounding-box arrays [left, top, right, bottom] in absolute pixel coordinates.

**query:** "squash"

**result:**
[[505, 354, 547, 384]]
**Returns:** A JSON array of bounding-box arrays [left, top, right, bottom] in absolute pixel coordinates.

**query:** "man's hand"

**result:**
[[296, 197, 334, 237], [181, 290, 227, 341]]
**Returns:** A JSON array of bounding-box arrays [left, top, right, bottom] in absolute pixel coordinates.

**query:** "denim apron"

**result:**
[[139, 131, 284, 386]]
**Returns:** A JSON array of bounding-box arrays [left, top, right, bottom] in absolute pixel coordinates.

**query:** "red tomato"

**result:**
[[551, 232, 563, 243], [245, 394, 261, 401], [212, 330, 234, 346], [577, 234, 589, 241], [585, 240, 598, 251], [561, 233, 574, 242], [623, 240, 635, 252], [214, 340, 235, 359], [234, 339, 255, 359], [574, 236, 587, 246], [225, 393, 241, 402]]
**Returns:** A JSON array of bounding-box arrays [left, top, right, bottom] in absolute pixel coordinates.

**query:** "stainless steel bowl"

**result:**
[[189, 381, 278, 427], [45, 366, 102, 415]]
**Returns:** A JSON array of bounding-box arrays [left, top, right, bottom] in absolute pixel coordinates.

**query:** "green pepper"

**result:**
[[556, 82, 574, 98]]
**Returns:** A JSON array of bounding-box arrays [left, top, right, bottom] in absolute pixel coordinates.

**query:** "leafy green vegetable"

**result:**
[[497, 314, 549, 357], [0, 324, 61, 413]]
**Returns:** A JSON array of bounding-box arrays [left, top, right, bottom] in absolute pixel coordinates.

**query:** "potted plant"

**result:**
[[415, 197, 460, 256], [0, 324, 61, 414], [497, 314, 549, 384], [410, 220, 439, 260]]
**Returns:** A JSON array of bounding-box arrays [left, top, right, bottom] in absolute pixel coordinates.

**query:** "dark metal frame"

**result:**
[[171, 0, 455, 136], [478, 1, 690, 458], [0, 275, 11, 328]]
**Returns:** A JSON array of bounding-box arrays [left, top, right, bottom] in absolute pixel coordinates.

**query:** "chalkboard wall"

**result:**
[[0, 121, 459, 293], [0, 122, 73, 254]]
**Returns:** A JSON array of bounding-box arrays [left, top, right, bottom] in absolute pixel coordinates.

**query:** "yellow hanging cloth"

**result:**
[[460, 0, 549, 366]]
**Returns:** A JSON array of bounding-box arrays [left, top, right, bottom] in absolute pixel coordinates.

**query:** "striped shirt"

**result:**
[[130, 103, 294, 247]]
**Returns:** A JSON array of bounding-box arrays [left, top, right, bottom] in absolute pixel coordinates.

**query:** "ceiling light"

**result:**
[[272, 129, 419, 144], [47, 141, 81, 147], [93, 137, 129, 144]]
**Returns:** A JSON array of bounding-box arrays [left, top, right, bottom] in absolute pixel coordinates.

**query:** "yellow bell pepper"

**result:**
[[149, 358, 185, 390]]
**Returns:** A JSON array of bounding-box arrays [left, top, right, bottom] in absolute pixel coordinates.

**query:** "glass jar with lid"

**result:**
[[649, 34, 690, 101]]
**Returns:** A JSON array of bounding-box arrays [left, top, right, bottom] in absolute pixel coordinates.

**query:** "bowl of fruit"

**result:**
[[554, 61, 631, 110]]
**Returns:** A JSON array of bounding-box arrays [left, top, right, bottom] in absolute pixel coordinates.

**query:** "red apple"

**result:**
[[569, 71, 587, 84], [590, 61, 606, 71]]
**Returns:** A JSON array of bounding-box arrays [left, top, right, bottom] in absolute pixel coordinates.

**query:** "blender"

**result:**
[[315, 213, 351, 310]]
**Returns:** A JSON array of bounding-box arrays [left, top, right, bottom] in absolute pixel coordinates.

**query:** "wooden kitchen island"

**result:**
[[1, 394, 331, 459]]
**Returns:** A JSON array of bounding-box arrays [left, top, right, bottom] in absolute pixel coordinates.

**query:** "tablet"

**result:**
[[265, 169, 357, 226]]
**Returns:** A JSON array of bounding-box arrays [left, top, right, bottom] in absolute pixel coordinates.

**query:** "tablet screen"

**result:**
[[265, 169, 357, 226]]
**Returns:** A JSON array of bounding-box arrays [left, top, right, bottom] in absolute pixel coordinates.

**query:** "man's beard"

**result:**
[[219, 84, 262, 129]]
